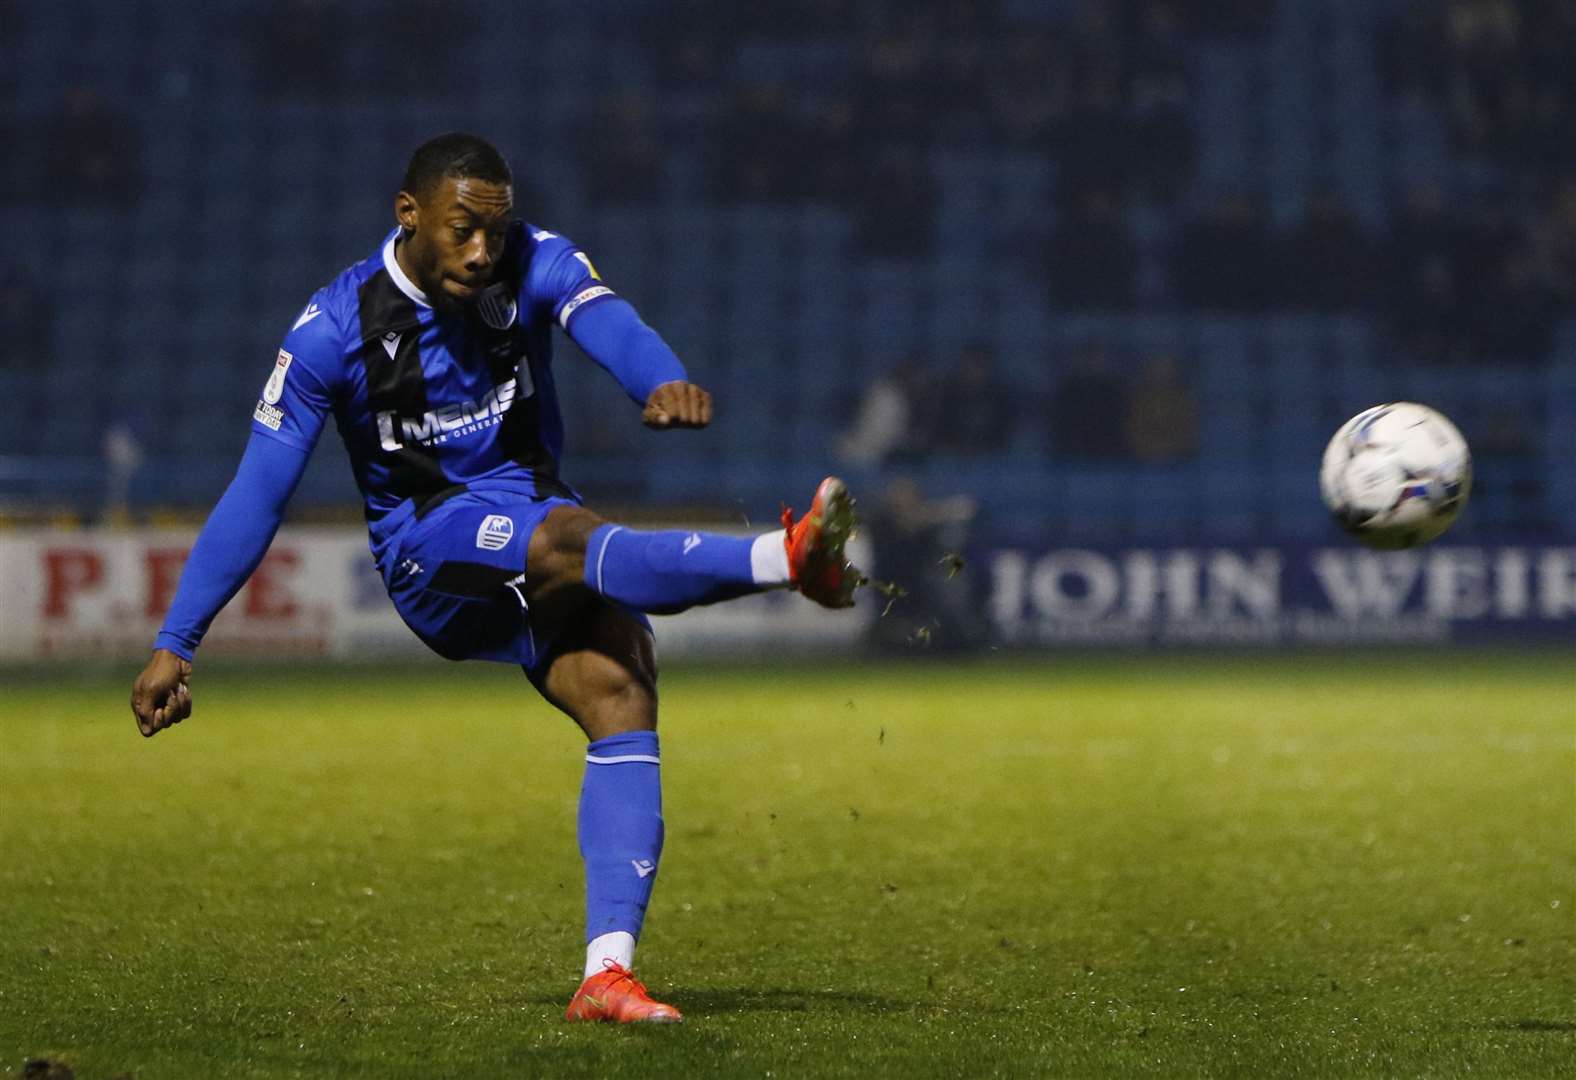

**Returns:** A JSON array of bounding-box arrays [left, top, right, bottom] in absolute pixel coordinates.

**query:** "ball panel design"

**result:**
[[1318, 402, 1471, 550]]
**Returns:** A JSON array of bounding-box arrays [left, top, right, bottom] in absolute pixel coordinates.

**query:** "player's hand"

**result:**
[[643, 381, 712, 430], [130, 649, 193, 738]]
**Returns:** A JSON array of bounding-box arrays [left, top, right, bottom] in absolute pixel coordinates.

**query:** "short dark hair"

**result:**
[[401, 133, 512, 199]]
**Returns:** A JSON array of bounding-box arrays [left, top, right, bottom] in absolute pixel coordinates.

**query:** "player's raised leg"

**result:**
[[533, 604, 682, 1023], [526, 476, 861, 620]]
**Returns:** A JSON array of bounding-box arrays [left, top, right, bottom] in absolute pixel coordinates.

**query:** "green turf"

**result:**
[[1, 654, 1572, 1078]]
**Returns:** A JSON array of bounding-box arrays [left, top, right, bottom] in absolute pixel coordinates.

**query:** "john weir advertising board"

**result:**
[[985, 541, 1576, 646]]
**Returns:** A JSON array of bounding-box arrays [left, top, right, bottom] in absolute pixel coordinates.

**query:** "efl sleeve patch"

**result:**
[[252, 300, 339, 450], [262, 349, 293, 404], [557, 284, 615, 329]]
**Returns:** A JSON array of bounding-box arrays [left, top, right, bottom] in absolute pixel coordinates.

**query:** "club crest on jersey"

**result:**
[[476, 514, 514, 551], [477, 283, 518, 330], [263, 349, 293, 405]]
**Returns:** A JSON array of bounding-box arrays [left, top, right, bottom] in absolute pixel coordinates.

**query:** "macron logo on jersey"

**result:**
[[292, 303, 323, 331], [376, 377, 522, 451]]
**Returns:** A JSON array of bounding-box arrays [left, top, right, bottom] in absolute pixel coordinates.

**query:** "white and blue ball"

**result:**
[[1319, 402, 1472, 550]]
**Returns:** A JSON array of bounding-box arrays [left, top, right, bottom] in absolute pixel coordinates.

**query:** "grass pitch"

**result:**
[[1, 653, 1572, 1079]]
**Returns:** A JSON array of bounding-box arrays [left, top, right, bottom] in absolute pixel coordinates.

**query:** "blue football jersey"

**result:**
[[253, 222, 618, 551]]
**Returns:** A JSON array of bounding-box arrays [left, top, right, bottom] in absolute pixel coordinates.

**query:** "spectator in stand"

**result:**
[[985, 27, 1074, 150], [1049, 342, 1130, 460], [1534, 175, 1576, 308], [932, 344, 1012, 456], [1125, 0, 1194, 199], [1124, 352, 1197, 462], [0, 264, 49, 370], [853, 143, 936, 257], [257, 0, 458, 101], [836, 355, 927, 470], [256, 0, 342, 98], [44, 86, 141, 208], [0, 263, 48, 457], [864, 475, 983, 653], [1048, 187, 1136, 309], [1177, 0, 1271, 36], [1059, 22, 1131, 204], [0, 1, 18, 101], [1386, 187, 1472, 363], [1387, 0, 1573, 178], [716, 82, 810, 202], [1523, 0, 1576, 169], [1440, 0, 1526, 160], [1174, 193, 1273, 310], [576, 92, 665, 207], [1454, 196, 1525, 353], [1474, 246, 1558, 360], [857, 15, 937, 144], [1279, 189, 1375, 311]]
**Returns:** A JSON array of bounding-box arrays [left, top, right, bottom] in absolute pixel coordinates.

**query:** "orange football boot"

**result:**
[[564, 962, 683, 1024], [782, 476, 861, 608]]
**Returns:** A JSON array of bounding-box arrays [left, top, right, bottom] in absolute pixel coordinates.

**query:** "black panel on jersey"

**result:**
[[357, 270, 450, 513], [466, 230, 563, 489], [467, 306, 560, 482]]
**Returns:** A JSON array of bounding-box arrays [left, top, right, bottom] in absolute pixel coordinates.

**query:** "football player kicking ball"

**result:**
[[129, 133, 861, 1024]]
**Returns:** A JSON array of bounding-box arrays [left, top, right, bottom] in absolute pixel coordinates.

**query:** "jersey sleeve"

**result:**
[[524, 229, 688, 404], [153, 432, 312, 660], [525, 229, 620, 332], [251, 294, 343, 451]]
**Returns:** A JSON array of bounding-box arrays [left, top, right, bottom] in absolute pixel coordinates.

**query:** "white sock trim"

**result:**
[[585, 753, 661, 765], [585, 930, 637, 979], [750, 529, 790, 586], [593, 525, 624, 596]]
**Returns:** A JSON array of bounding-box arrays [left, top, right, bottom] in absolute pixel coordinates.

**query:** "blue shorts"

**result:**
[[382, 490, 648, 674]]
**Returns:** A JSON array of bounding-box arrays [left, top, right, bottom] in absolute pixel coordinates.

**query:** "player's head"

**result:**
[[394, 133, 514, 306]]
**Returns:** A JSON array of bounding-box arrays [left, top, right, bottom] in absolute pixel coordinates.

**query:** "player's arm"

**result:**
[[539, 237, 712, 428], [131, 303, 339, 737], [131, 435, 311, 735]]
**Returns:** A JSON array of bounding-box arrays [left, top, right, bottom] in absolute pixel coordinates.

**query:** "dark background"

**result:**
[[2, 0, 1572, 542]]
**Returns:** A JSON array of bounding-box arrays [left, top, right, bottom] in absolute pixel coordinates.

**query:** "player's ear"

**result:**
[[395, 190, 419, 237]]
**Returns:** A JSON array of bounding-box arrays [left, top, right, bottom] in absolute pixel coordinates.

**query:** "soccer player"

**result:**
[[128, 133, 861, 1024]]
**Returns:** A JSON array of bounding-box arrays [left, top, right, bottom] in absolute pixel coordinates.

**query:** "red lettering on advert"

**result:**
[[43, 549, 104, 618], [145, 548, 189, 618], [245, 549, 300, 618]]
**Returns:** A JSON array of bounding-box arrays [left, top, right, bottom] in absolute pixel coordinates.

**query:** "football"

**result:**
[[1319, 403, 1473, 550]]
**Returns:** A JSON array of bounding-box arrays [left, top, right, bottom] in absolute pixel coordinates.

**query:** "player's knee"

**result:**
[[528, 506, 605, 591], [576, 657, 657, 736]]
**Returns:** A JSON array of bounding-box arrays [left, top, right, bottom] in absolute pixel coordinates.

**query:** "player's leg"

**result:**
[[532, 603, 680, 1023], [525, 476, 861, 621]]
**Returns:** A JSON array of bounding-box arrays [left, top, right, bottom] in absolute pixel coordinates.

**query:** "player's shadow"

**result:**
[[1493, 1019, 1576, 1033], [520, 986, 903, 1015], [669, 987, 905, 1016]]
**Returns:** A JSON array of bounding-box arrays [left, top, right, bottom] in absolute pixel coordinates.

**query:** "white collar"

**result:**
[[383, 229, 432, 309]]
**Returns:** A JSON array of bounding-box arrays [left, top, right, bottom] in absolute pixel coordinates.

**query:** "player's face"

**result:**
[[396, 176, 513, 306]]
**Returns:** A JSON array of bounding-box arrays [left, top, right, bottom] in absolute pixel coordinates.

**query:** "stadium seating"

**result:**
[[3, 0, 1569, 538]]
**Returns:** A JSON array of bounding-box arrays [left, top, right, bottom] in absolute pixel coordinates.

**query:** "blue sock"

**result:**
[[580, 730, 665, 944], [585, 524, 766, 614]]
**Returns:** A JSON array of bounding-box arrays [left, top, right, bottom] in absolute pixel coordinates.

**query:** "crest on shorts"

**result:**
[[476, 514, 514, 551], [477, 283, 518, 330]]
